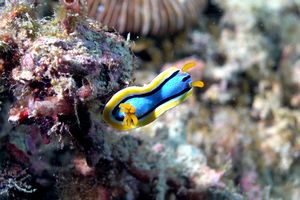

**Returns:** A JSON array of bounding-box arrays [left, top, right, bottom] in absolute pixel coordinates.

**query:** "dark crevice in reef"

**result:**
[[203, 0, 224, 23], [65, 102, 104, 166]]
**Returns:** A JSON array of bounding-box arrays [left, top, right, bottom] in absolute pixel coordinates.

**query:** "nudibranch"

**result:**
[[102, 62, 204, 131]]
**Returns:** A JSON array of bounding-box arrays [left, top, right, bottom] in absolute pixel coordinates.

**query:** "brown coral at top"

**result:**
[[87, 0, 206, 36]]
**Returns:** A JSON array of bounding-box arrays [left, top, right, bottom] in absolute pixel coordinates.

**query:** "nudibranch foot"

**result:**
[[119, 103, 138, 128]]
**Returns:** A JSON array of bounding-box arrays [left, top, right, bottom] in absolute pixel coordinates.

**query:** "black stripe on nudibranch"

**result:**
[[112, 70, 180, 117], [114, 87, 191, 121], [114, 70, 180, 107], [138, 87, 191, 119], [182, 74, 191, 82]]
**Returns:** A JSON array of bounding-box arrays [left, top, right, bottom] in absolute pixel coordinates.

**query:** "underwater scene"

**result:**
[[0, 0, 300, 199]]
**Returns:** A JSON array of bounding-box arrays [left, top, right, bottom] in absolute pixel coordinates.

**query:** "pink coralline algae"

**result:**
[[0, 2, 134, 142], [0, 1, 136, 172]]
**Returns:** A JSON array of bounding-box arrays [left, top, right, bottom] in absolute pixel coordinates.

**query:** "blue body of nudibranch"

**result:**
[[113, 70, 192, 120]]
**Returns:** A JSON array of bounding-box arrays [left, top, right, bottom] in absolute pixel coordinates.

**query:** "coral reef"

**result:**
[[2, 0, 300, 199], [0, 1, 243, 200], [1, 0, 134, 136]]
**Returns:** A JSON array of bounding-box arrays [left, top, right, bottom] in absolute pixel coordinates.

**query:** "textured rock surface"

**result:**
[[0, 1, 243, 200]]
